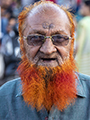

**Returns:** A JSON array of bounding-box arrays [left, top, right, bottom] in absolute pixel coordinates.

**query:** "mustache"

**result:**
[[33, 51, 60, 63], [37, 52, 58, 58]]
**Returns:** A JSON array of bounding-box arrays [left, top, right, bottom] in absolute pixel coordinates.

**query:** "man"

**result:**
[[0, 1, 90, 120]]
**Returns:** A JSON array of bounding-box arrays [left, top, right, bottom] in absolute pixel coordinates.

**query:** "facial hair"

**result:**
[[17, 57, 77, 112]]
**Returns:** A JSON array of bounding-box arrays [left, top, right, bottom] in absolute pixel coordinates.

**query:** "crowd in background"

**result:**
[[0, 0, 90, 85]]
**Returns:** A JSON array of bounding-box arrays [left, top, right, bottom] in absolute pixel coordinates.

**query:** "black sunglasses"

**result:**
[[23, 34, 71, 46]]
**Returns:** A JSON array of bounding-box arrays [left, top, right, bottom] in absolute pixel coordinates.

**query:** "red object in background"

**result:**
[[45, 117, 48, 120], [46, 0, 57, 3], [77, 0, 82, 5]]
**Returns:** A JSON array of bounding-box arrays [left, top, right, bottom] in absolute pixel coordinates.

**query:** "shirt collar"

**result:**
[[15, 80, 22, 97], [76, 72, 86, 97]]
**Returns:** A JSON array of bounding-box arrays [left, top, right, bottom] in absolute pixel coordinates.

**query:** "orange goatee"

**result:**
[[17, 58, 77, 111]]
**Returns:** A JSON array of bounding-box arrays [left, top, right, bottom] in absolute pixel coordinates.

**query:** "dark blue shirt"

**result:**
[[0, 73, 90, 120]]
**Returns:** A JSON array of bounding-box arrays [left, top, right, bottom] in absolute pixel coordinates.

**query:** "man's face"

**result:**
[[23, 6, 71, 67]]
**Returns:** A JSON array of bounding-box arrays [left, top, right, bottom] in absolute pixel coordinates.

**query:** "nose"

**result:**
[[40, 38, 57, 54]]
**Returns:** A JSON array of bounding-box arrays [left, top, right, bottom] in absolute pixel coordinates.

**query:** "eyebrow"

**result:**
[[29, 29, 68, 36]]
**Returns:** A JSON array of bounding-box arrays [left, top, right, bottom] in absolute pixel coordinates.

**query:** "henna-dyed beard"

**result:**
[[17, 58, 77, 111]]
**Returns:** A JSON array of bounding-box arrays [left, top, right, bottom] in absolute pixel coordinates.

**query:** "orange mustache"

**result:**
[[17, 58, 77, 111]]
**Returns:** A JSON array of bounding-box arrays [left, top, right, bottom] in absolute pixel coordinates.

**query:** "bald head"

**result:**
[[23, 3, 71, 37], [27, 2, 70, 30], [28, 2, 67, 17], [18, 1, 74, 35]]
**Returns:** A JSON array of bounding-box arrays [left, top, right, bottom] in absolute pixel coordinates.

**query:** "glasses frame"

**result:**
[[23, 34, 71, 46]]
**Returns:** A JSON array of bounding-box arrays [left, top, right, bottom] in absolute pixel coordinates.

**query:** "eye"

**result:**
[[52, 35, 65, 42], [27, 36, 40, 41], [27, 35, 44, 46], [52, 34, 70, 46]]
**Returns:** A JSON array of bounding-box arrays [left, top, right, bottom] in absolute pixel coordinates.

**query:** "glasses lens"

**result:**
[[27, 35, 44, 46], [52, 35, 70, 46]]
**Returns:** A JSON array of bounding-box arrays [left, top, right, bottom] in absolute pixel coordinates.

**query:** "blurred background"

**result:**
[[0, 0, 90, 86]]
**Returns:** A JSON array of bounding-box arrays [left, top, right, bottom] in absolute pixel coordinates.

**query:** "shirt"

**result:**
[[0, 73, 90, 120]]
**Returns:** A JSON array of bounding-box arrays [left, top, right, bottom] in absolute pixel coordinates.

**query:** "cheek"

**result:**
[[57, 46, 70, 58], [25, 45, 40, 60]]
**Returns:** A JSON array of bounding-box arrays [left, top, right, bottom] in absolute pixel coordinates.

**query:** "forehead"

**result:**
[[24, 3, 70, 36]]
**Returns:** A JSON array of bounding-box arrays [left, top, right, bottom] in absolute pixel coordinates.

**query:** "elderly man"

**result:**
[[0, 1, 90, 120]]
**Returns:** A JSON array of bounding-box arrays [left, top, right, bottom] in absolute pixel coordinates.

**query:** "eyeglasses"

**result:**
[[23, 34, 71, 46]]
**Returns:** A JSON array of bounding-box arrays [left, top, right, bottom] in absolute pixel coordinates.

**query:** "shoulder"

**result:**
[[0, 78, 22, 97], [78, 73, 90, 81], [78, 73, 90, 87], [0, 78, 22, 119]]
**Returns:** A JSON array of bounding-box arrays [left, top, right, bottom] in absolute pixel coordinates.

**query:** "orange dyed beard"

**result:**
[[17, 58, 77, 112]]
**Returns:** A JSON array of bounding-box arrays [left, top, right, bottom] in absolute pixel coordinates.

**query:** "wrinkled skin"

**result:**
[[23, 5, 71, 67]]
